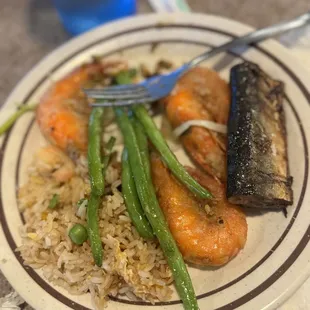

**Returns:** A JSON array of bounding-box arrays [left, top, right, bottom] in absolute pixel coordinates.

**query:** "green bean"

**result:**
[[133, 104, 212, 199], [115, 78, 154, 236], [115, 107, 198, 310], [69, 224, 88, 245], [122, 148, 154, 239], [87, 107, 106, 266], [114, 69, 137, 85], [102, 136, 116, 174], [48, 194, 59, 209], [130, 116, 151, 179], [88, 107, 105, 196], [0, 104, 37, 136], [87, 192, 103, 266]]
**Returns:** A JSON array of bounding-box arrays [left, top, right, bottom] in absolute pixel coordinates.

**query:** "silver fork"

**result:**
[[85, 12, 310, 107]]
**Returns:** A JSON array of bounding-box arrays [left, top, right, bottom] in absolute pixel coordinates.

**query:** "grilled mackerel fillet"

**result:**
[[227, 62, 293, 208]]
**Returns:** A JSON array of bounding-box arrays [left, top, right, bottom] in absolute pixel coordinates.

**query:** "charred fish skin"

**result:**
[[227, 62, 293, 208]]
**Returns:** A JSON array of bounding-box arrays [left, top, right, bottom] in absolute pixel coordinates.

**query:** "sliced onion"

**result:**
[[76, 199, 88, 219], [173, 120, 227, 137]]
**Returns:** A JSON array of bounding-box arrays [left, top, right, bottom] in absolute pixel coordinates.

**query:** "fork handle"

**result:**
[[187, 12, 310, 68]]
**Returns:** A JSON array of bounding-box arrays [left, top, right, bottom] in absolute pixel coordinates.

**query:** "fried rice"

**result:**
[[17, 150, 173, 309]]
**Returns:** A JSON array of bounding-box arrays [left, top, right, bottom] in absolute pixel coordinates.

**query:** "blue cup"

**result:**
[[52, 0, 137, 36]]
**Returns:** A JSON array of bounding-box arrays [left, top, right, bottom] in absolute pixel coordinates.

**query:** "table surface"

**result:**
[[0, 0, 309, 309]]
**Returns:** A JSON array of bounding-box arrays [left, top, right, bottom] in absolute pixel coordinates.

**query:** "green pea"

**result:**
[[69, 224, 88, 245]]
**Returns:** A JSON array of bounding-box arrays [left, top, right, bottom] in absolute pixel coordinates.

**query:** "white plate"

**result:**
[[0, 13, 309, 310]]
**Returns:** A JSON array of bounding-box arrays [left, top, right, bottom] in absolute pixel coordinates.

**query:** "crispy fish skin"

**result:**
[[227, 62, 293, 208]]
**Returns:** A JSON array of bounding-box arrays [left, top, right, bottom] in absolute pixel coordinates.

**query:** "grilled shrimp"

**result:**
[[151, 154, 247, 266], [36, 61, 125, 155], [164, 67, 230, 181], [35, 145, 75, 183]]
